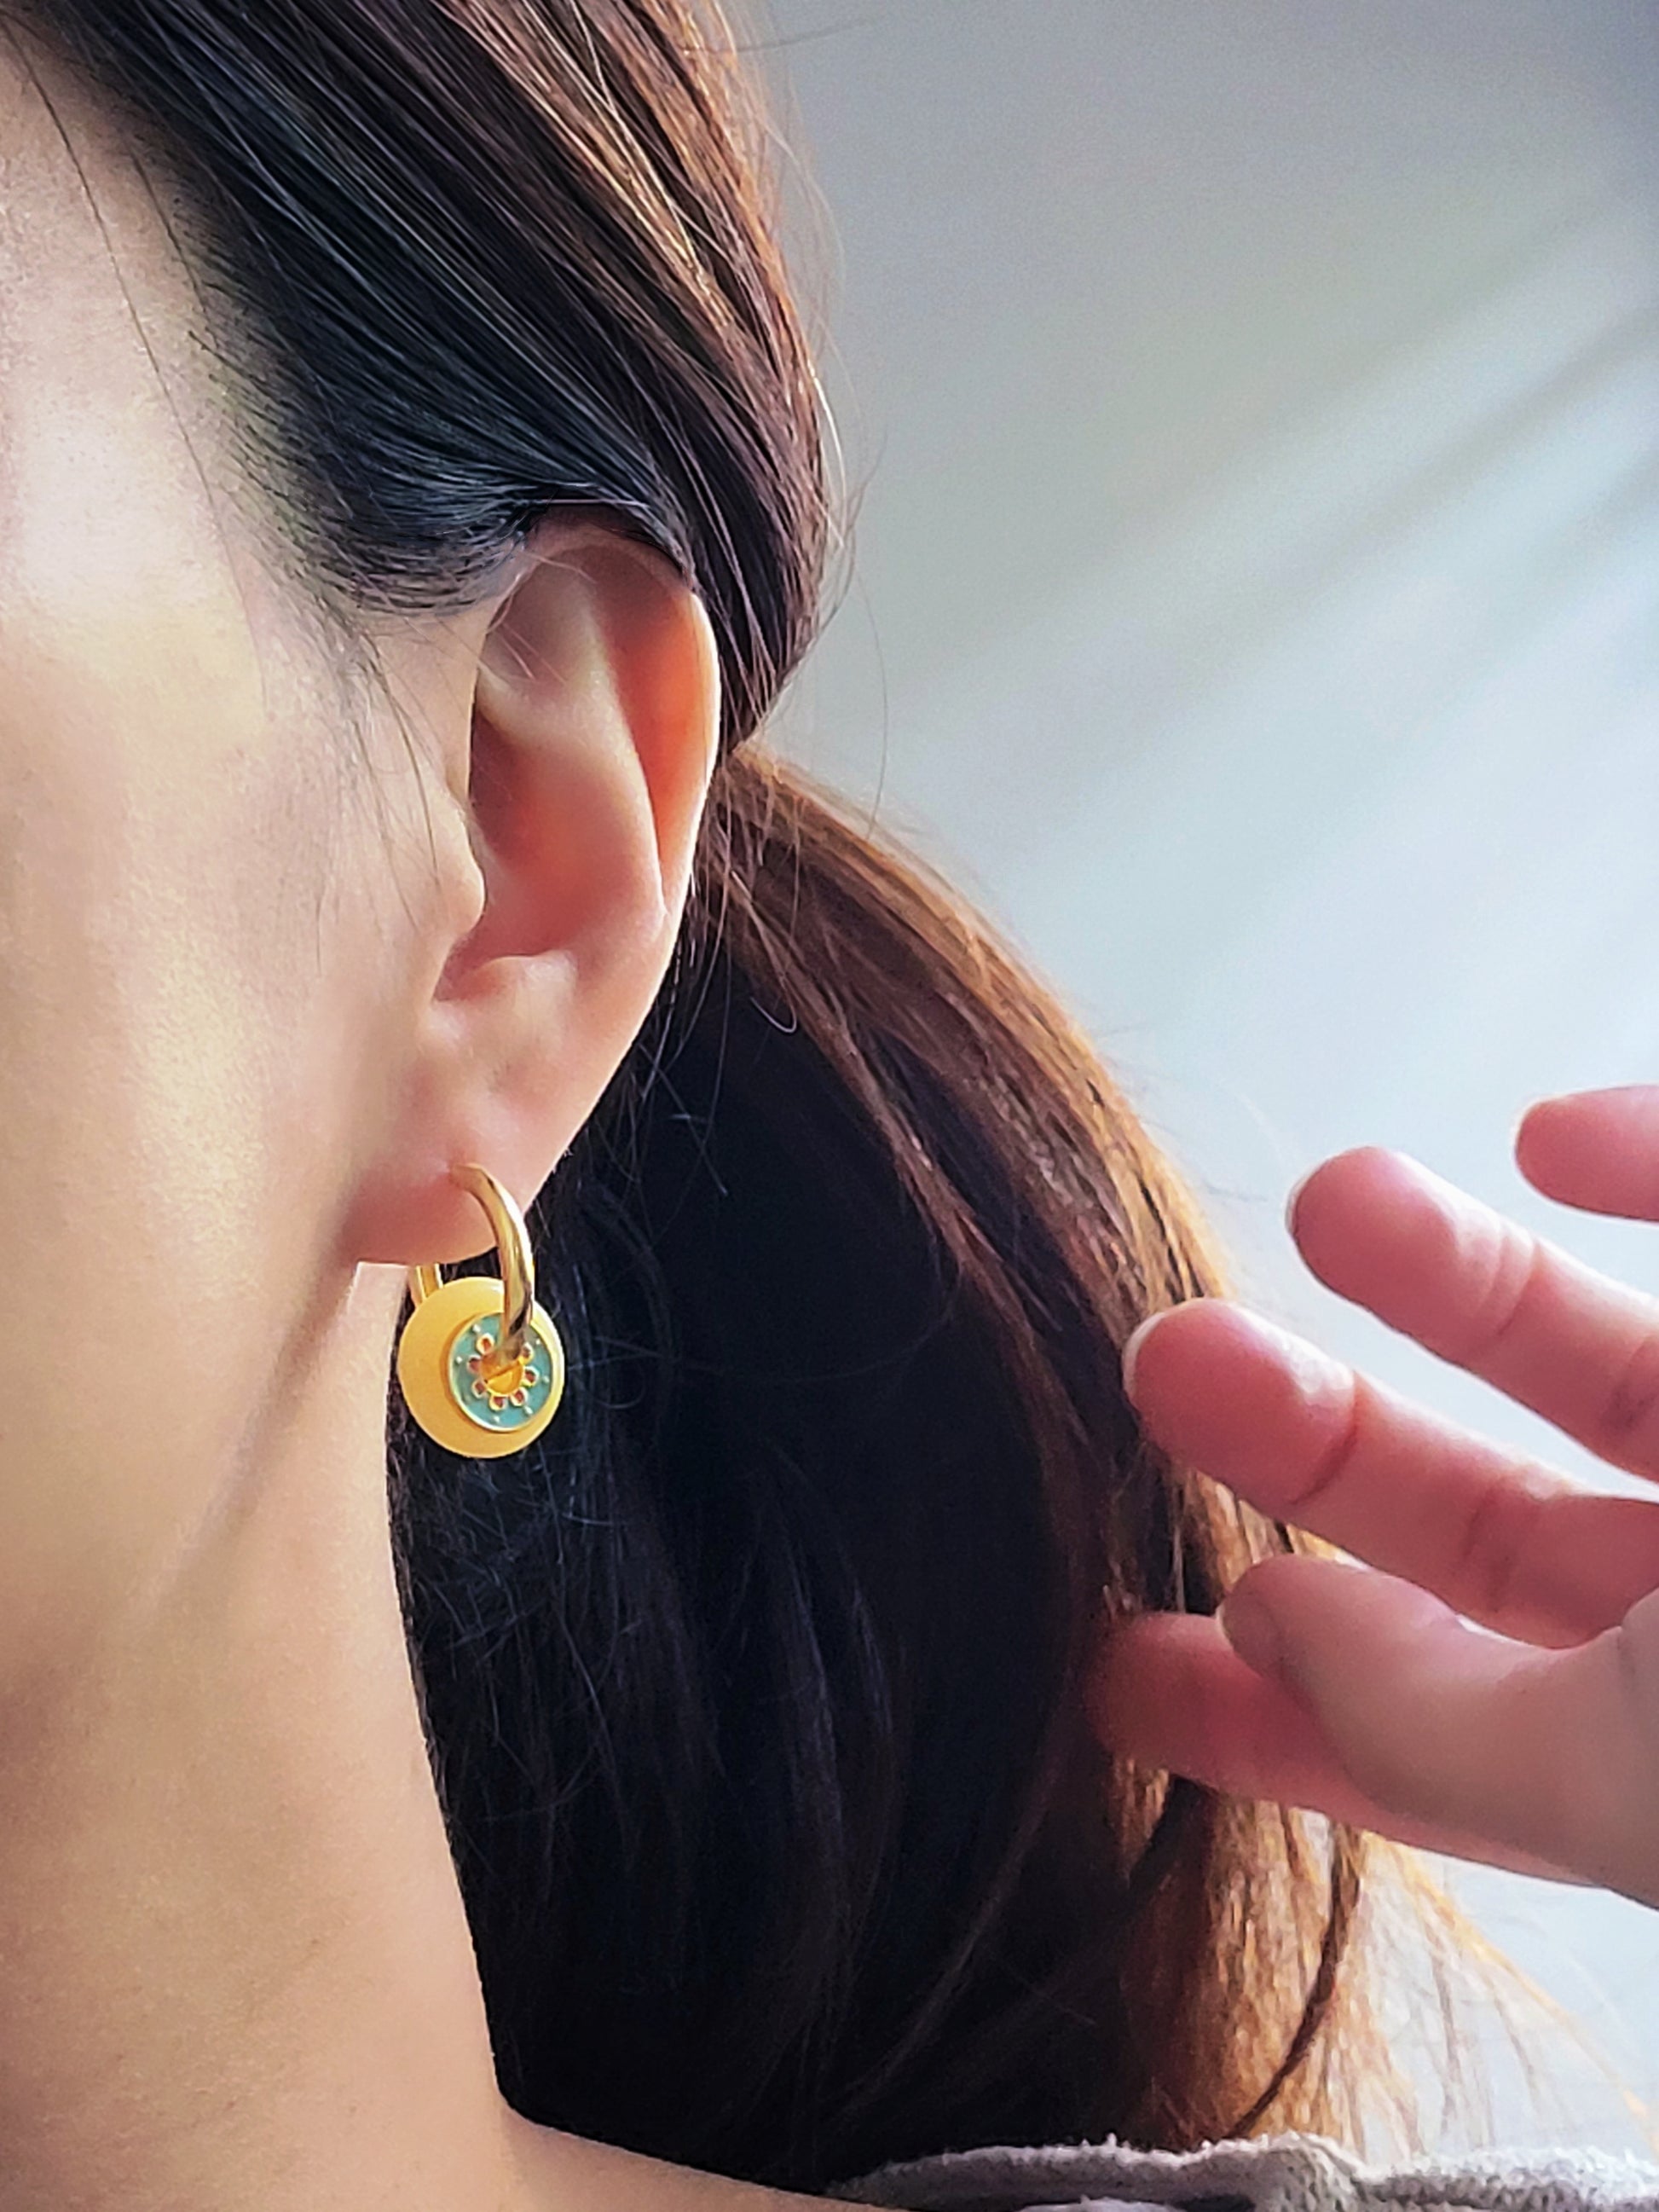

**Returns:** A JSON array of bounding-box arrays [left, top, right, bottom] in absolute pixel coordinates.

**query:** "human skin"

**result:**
[[1101, 1102, 1659, 1911], [4, 12, 1659, 2210]]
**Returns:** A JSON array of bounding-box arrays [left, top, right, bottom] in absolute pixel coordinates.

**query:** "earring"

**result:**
[[396, 1162, 566, 1458]]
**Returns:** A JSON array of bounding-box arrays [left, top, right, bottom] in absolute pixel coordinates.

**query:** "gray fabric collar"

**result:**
[[837, 2133, 1659, 2212]]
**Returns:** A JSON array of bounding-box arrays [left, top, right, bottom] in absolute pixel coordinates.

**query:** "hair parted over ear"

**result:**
[[20, 0, 1438, 2189], [23, 0, 827, 755]]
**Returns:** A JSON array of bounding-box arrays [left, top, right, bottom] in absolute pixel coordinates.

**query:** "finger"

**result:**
[[1517, 1086, 1659, 1220], [1214, 1553, 1659, 1909], [1290, 1146, 1659, 1480], [1093, 1609, 1585, 1884], [1122, 1297, 1659, 1645]]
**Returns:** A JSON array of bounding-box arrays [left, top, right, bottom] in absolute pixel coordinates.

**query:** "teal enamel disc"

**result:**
[[448, 1314, 557, 1433]]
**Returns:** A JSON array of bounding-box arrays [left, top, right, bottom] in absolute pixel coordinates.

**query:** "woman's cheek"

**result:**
[[0, 619, 349, 1666]]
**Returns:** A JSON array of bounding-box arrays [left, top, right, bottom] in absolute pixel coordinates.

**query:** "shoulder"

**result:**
[[836, 2132, 1659, 2212]]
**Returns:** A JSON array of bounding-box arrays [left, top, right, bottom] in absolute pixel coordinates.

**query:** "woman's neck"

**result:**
[[0, 1263, 525, 2209], [0, 1251, 855, 2212]]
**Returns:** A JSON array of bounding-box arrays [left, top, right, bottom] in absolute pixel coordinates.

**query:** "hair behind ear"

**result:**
[[391, 744, 1393, 2192]]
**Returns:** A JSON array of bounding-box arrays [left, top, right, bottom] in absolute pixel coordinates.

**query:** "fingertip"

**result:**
[[1087, 1608, 1331, 1798], [1513, 1092, 1569, 1184], [1217, 1584, 1286, 1681], [1286, 1147, 1445, 1308], [1244, 1551, 1460, 1661], [1514, 1085, 1659, 1217], [1121, 1298, 1220, 1402], [1124, 1295, 1276, 1411], [1286, 1146, 1415, 1238]]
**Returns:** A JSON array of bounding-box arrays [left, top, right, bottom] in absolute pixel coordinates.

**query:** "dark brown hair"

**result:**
[[20, 0, 1399, 2191]]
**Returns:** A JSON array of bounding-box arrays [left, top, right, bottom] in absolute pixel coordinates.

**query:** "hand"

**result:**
[[1094, 1086, 1659, 1909]]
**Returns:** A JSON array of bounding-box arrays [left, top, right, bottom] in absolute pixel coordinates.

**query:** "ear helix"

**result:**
[[395, 1163, 566, 1458]]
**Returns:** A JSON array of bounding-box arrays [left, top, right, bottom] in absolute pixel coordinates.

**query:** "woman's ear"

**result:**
[[345, 518, 722, 1270]]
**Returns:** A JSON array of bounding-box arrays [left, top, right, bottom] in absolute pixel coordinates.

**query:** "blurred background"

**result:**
[[754, 0, 1659, 2157]]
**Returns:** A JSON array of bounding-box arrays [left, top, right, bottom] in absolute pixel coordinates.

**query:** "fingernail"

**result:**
[[1120, 1312, 1164, 1400], [1218, 1588, 1285, 1681], [1285, 1166, 1315, 1231]]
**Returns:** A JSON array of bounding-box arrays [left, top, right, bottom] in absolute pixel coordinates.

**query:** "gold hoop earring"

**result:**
[[396, 1162, 566, 1458]]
